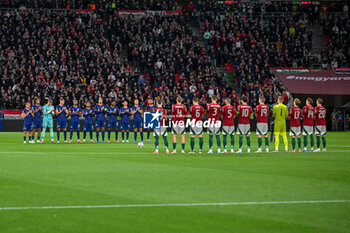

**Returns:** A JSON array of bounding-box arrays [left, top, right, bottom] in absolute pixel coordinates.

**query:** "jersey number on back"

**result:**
[[227, 109, 232, 118], [308, 111, 314, 118], [294, 111, 300, 119], [212, 108, 218, 116], [318, 110, 325, 119], [196, 109, 201, 118], [261, 108, 267, 117], [242, 109, 249, 117]]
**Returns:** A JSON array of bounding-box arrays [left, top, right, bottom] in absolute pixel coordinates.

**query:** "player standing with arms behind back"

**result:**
[[221, 97, 236, 154], [255, 96, 270, 153], [83, 102, 94, 142], [207, 95, 222, 154], [236, 96, 252, 153], [69, 99, 82, 143], [22, 103, 33, 144], [302, 97, 315, 152], [95, 98, 107, 143], [171, 96, 187, 154], [107, 101, 119, 143], [272, 96, 289, 152], [188, 97, 204, 154], [56, 98, 68, 143], [153, 100, 170, 154], [41, 99, 55, 143], [289, 98, 302, 152], [314, 98, 327, 152], [31, 97, 42, 143]]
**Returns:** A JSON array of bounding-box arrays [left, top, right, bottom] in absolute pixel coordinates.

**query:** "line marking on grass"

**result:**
[[0, 151, 154, 155], [1, 200, 349, 211]]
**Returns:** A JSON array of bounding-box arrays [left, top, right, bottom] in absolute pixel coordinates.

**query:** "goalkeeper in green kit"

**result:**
[[272, 96, 289, 152], [41, 99, 55, 143]]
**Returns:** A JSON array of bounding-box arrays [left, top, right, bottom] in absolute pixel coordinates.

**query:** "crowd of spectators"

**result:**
[[196, 4, 309, 106], [0, 1, 349, 110], [194, 1, 349, 107], [320, 13, 350, 69], [0, 9, 230, 110], [195, 0, 318, 14], [0, 9, 139, 109], [124, 13, 230, 109], [0, 0, 183, 11]]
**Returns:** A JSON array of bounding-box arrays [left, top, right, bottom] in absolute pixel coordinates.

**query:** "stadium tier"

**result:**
[[0, 1, 349, 110]]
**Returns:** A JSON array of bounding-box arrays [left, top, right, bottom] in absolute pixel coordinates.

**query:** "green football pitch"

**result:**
[[0, 132, 350, 233]]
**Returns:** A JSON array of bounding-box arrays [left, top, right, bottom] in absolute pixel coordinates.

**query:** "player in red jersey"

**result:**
[[289, 98, 302, 152], [153, 100, 170, 154], [221, 97, 236, 153], [314, 98, 327, 152], [302, 97, 315, 152], [207, 95, 222, 154], [171, 96, 187, 154], [188, 97, 205, 154], [254, 96, 270, 153], [236, 96, 252, 153]]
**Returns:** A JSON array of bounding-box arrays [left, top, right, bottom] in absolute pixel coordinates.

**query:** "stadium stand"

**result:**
[[1, 10, 136, 109], [0, 8, 230, 110], [0, 0, 183, 11], [0, 1, 349, 111], [320, 13, 350, 69]]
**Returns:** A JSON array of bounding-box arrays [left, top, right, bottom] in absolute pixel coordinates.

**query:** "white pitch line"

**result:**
[[1, 200, 349, 211], [0, 151, 151, 155], [332, 145, 350, 148]]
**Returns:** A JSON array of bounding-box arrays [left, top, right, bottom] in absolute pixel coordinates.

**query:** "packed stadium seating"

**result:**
[[0, 8, 230, 110], [0, 1, 349, 110], [320, 13, 350, 69], [196, 9, 310, 105]]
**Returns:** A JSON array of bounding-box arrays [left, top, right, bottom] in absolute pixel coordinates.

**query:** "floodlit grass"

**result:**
[[0, 132, 350, 233]]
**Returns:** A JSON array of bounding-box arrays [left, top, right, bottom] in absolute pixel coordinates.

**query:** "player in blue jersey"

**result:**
[[83, 101, 95, 143], [119, 100, 131, 143], [41, 99, 55, 143], [145, 99, 157, 142], [55, 98, 69, 143], [94, 97, 107, 142], [69, 99, 82, 143], [31, 97, 43, 143], [22, 103, 33, 144], [107, 101, 119, 143], [131, 99, 144, 143]]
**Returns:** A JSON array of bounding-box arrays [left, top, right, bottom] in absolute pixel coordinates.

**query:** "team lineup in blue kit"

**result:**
[[22, 97, 157, 144]]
